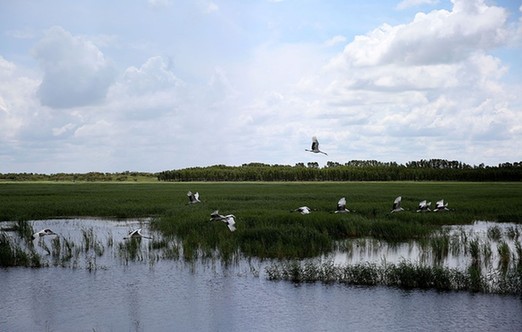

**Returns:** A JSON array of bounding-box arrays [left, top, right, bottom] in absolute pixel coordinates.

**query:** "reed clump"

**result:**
[[266, 259, 522, 294], [0, 232, 41, 267]]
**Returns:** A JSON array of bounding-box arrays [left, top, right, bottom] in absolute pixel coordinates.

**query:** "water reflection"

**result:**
[[1, 219, 522, 331], [332, 221, 522, 271], [2, 260, 522, 331]]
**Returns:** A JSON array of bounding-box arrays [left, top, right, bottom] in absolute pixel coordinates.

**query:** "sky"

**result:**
[[1, 0, 521, 173]]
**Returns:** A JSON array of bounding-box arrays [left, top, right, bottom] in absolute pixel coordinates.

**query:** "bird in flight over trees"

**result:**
[[305, 136, 328, 155]]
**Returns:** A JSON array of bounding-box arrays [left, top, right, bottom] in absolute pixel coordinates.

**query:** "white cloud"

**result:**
[[324, 35, 346, 47], [32, 26, 116, 109], [339, 3, 508, 67], [308, 0, 522, 164], [1, 0, 521, 172]]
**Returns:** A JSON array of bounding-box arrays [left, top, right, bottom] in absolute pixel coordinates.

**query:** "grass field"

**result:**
[[1, 181, 521, 259]]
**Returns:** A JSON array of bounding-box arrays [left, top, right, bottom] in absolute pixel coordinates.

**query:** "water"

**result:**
[[332, 221, 522, 269], [1, 219, 522, 331]]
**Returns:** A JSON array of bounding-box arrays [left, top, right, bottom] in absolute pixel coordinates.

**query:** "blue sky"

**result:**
[[1, 0, 521, 173]]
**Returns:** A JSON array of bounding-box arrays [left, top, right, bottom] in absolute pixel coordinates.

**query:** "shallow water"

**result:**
[[1, 219, 522, 331], [332, 221, 522, 269]]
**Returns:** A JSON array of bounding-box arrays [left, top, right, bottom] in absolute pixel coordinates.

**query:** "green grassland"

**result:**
[[1, 182, 521, 260]]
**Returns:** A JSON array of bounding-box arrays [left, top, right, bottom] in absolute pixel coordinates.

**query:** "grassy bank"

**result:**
[[3, 182, 521, 259]]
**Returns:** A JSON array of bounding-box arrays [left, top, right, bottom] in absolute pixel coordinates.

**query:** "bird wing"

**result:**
[[129, 229, 140, 236], [436, 199, 444, 207], [194, 192, 199, 200], [311, 137, 319, 151], [419, 200, 426, 208], [393, 196, 402, 209], [337, 197, 346, 210], [210, 210, 224, 221], [300, 206, 311, 214], [225, 216, 236, 231]]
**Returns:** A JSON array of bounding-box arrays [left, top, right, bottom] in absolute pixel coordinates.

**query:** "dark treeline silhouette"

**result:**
[[157, 159, 522, 182], [2, 160, 521, 182], [0, 171, 156, 182]]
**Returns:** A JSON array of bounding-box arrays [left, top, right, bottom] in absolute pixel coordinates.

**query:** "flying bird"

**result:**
[[293, 206, 312, 214], [391, 196, 404, 213], [334, 197, 350, 213], [210, 210, 236, 232], [305, 136, 328, 155], [416, 200, 431, 212], [124, 228, 152, 240], [31, 228, 58, 240], [434, 199, 449, 212], [187, 191, 201, 204]]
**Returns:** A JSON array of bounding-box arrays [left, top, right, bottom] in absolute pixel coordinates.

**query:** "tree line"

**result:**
[[2, 159, 521, 182], [0, 171, 156, 182], [157, 159, 522, 182]]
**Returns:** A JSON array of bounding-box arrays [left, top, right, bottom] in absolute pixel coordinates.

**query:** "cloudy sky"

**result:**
[[1, 0, 521, 173]]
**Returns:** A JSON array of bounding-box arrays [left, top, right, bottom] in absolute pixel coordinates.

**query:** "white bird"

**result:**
[[434, 199, 449, 212], [210, 210, 237, 232], [305, 136, 328, 155], [293, 206, 312, 215], [335, 197, 350, 213], [124, 228, 152, 239], [391, 196, 404, 213], [416, 200, 431, 212], [187, 191, 201, 204], [31, 228, 58, 240]]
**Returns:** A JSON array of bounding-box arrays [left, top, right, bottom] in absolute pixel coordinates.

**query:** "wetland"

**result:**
[[1, 182, 522, 330]]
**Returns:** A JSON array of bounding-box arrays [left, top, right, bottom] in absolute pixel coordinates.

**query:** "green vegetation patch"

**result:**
[[2, 182, 522, 260]]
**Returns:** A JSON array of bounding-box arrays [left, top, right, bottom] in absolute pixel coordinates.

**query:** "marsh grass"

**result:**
[[0, 232, 41, 267], [2, 182, 522, 292], [145, 182, 522, 260], [266, 258, 522, 294]]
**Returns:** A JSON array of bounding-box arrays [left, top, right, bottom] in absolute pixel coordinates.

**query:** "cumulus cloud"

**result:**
[[32, 26, 116, 109], [314, 0, 521, 163], [0, 56, 40, 140], [119, 56, 183, 95], [338, 0, 508, 67]]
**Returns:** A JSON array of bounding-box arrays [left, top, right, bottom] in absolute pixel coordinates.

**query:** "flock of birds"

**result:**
[[31, 226, 154, 242], [30, 136, 450, 240], [30, 193, 450, 241], [293, 196, 450, 215]]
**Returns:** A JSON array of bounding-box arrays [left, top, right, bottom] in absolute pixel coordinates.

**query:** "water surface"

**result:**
[[1, 219, 521, 331]]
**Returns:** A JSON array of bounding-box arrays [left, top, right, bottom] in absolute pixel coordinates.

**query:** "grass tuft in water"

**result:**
[[266, 258, 522, 294], [0, 232, 41, 267]]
